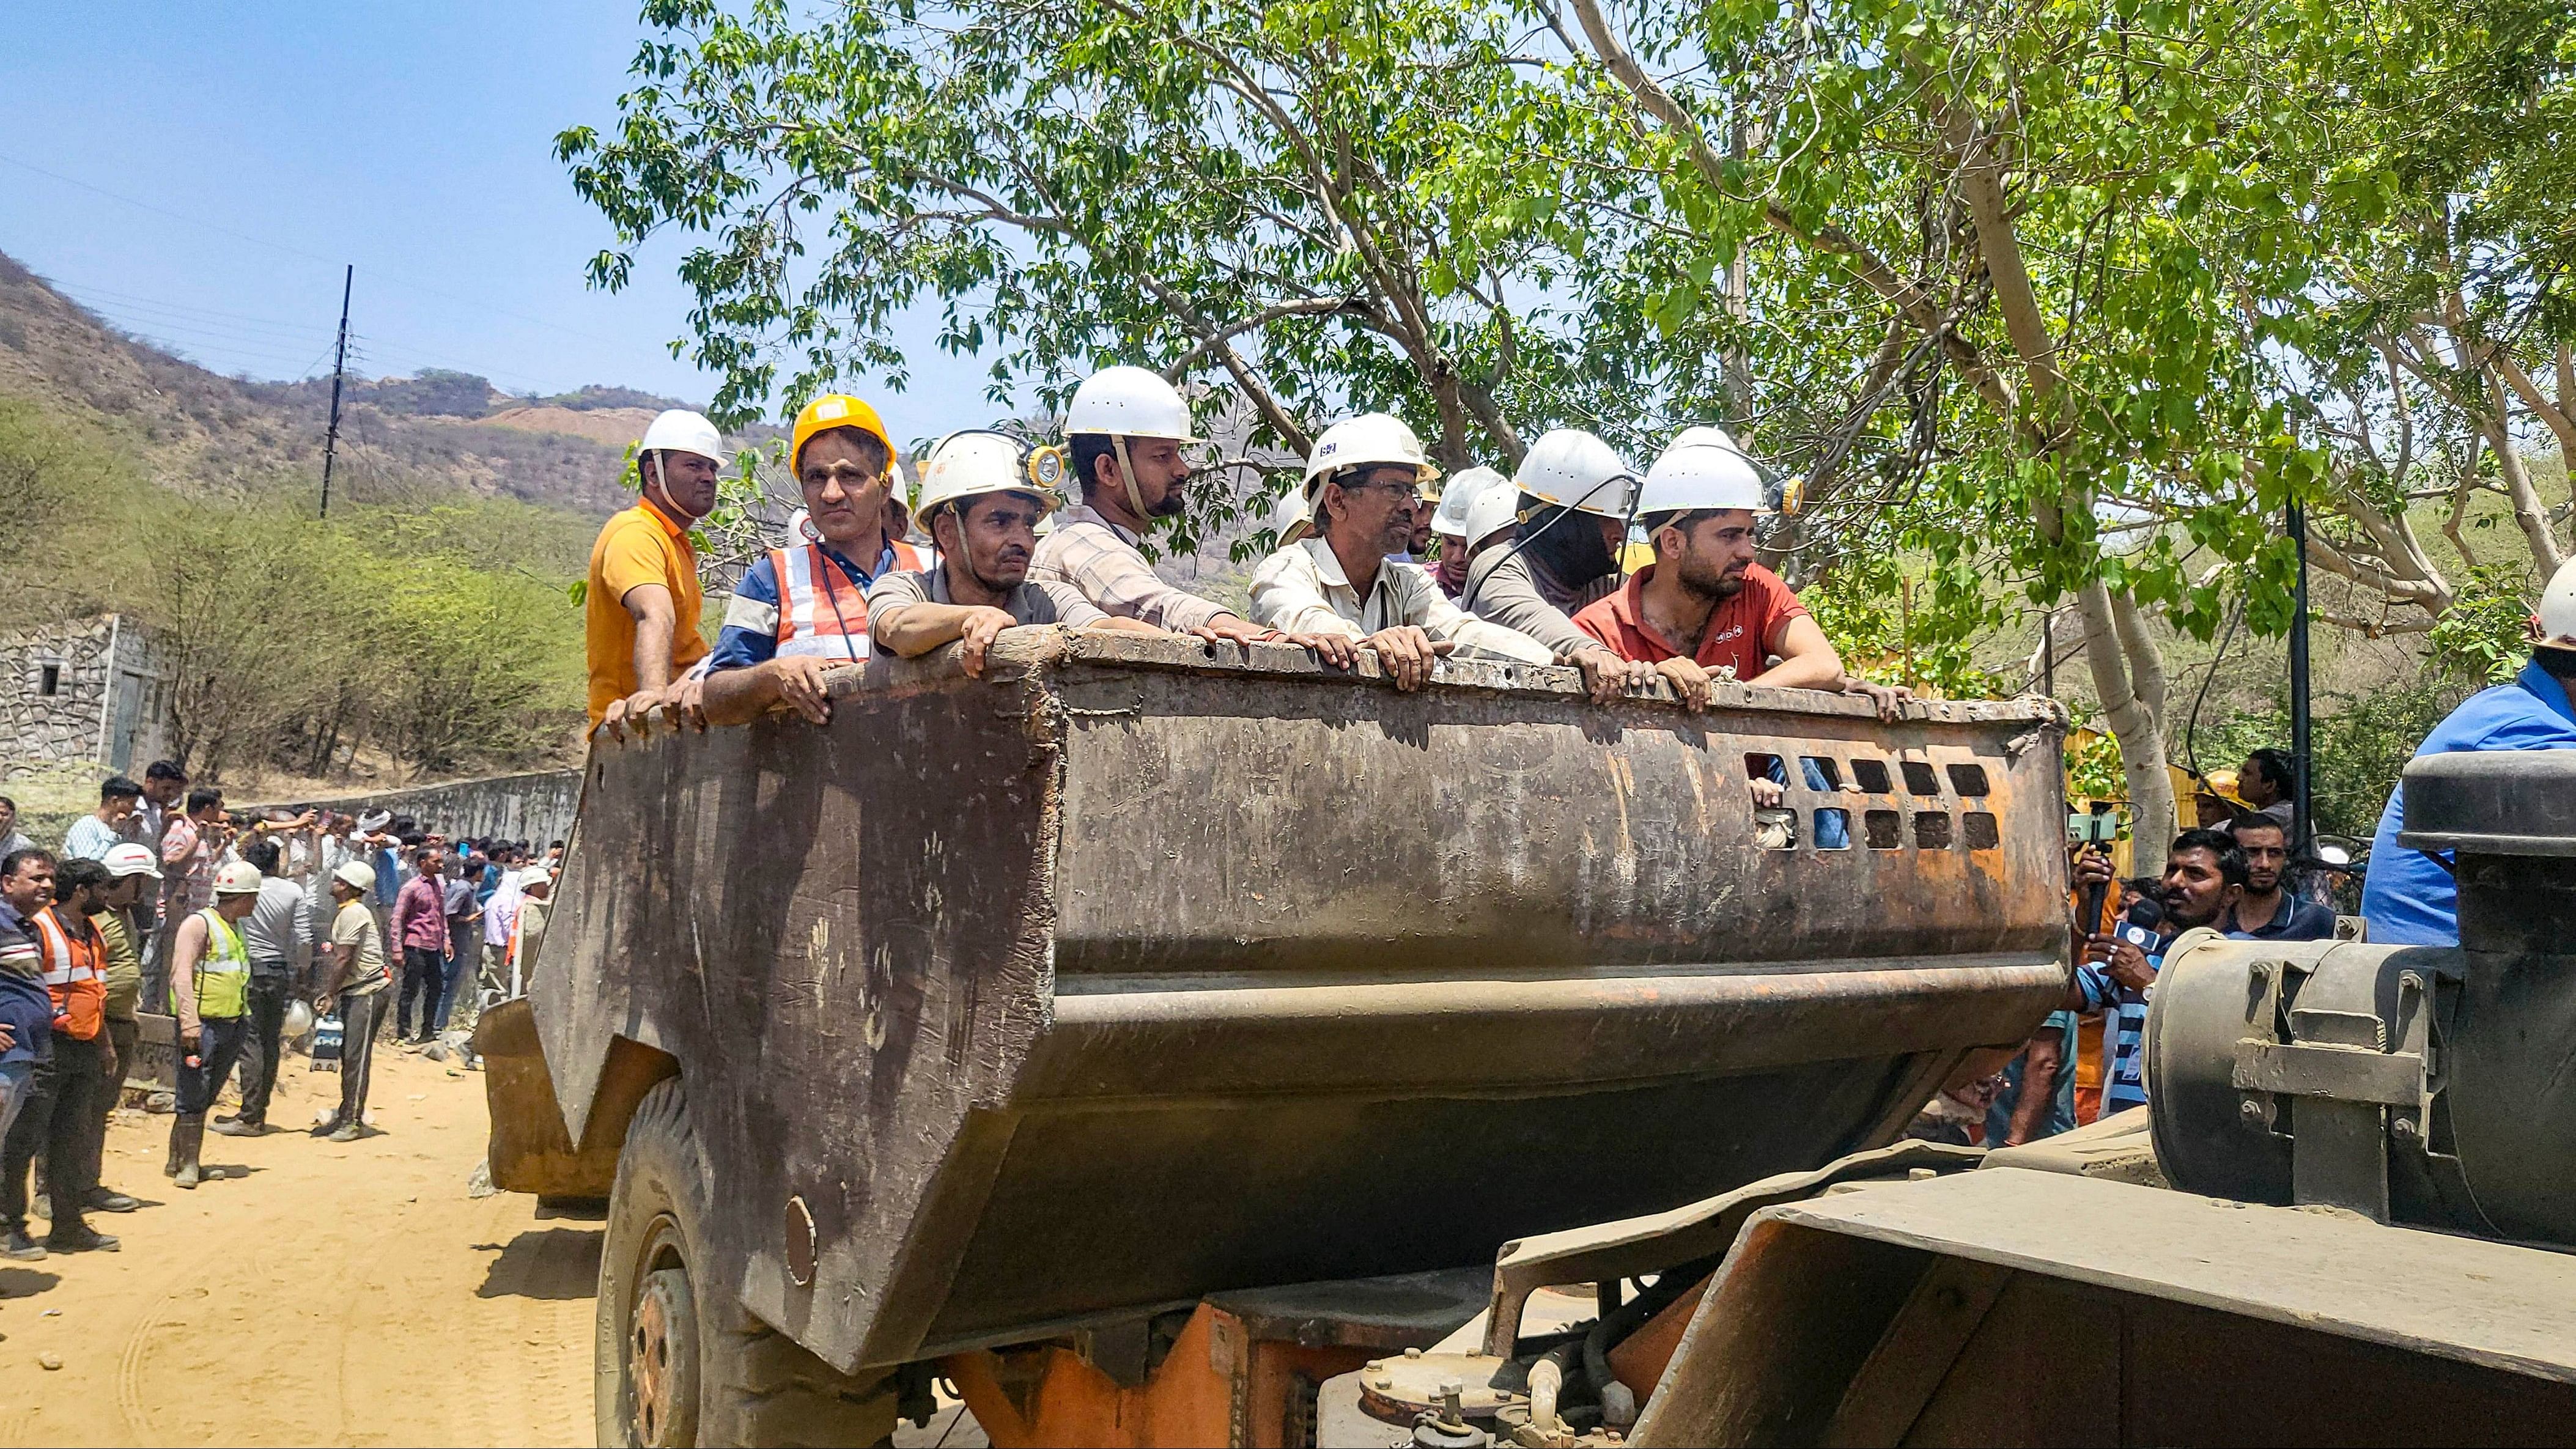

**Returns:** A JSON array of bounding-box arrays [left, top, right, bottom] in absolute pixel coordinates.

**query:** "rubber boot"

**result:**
[[171, 1114, 205, 1190]]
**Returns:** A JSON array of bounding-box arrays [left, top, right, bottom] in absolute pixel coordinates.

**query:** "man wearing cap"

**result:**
[[316, 861, 391, 1143], [1249, 413, 1556, 691], [0, 849, 58, 1258], [82, 844, 157, 1218], [588, 408, 727, 740], [1459, 431, 1661, 706], [869, 431, 1166, 674], [508, 868, 553, 989], [702, 395, 931, 726], [164, 860, 262, 1189], [1030, 366, 1286, 648], [2363, 556, 2576, 945], [1573, 429, 1865, 710], [1429, 466, 1508, 599], [2, 854, 118, 1252]]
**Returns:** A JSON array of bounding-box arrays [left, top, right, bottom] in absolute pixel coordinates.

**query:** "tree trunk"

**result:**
[[2077, 583, 2176, 875]]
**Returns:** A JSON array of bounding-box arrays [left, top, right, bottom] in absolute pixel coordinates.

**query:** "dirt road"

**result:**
[[0, 1043, 593, 1447]]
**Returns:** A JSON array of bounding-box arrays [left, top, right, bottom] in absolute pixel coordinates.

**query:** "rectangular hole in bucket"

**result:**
[[1963, 811, 2001, 849], [1744, 752, 1785, 786], [1914, 811, 1954, 849], [1814, 807, 1852, 849], [1799, 756, 1844, 792], [1947, 762, 1992, 797], [1865, 809, 1904, 849], [1900, 760, 1942, 795], [1755, 806, 1799, 850], [1851, 759, 1894, 794]]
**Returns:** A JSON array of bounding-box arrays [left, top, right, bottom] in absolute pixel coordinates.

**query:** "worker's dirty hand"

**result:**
[[1749, 776, 1786, 809], [665, 676, 709, 733], [772, 655, 835, 725], [958, 606, 1017, 678], [1843, 675, 1911, 721], [1193, 616, 1275, 648], [1364, 626, 1450, 691], [1293, 632, 1360, 670], [1654, 657, 1714, 712], [602, 687, 660, 742], [1573, 648, 1652, 706]]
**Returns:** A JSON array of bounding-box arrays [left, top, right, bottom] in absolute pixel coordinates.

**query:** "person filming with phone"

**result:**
[[2065, 828, 2246, 1116]]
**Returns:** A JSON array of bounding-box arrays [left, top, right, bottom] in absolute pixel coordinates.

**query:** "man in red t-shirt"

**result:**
[[1576, 428, 1902, 717]]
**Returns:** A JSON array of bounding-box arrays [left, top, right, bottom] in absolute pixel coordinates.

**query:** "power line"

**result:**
[[0, 148, 636, 349]]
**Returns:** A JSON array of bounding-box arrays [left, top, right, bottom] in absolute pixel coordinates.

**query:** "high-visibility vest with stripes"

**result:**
[[30, 909, 106, 1041], [174, 907, 251, 1021], [769, 540, 926, 660]]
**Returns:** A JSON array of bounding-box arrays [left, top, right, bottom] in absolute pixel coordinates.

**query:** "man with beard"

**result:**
[[1571, 428, 1852, 708], [588, 409, 726, 740], [703, 394, 930, 726], [1030, 366, 1288, 649], [1460, 429, 1658, 705], [1249, 414, 1556, 690], [2363, 556, 2576, 945], [2065, 828, 2246, 1116], [868, 430, 1167, 673], [2221, 817, 2334, 940], [1428, 466, 1508, 600]]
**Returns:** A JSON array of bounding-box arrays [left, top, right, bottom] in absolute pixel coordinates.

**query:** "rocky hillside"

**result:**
[[0, 251, 679, 516]]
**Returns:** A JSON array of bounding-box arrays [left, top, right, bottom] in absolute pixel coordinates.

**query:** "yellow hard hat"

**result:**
[[790, 394, 897, 476]]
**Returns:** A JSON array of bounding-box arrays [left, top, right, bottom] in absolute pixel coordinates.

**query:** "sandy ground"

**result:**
[[0, 1041, 594, 1448]]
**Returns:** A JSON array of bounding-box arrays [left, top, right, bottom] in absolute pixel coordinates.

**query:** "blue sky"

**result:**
[[0, 1, 996, 433]]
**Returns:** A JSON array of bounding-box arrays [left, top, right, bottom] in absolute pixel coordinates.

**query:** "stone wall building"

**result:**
[[0, 614, 170, 774]]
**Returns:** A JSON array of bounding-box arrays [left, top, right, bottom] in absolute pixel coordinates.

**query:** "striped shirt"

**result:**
[[1030, 504, 1234, 632], [0, 902, 51, 1064], [2073, 929, 2174, 1112]]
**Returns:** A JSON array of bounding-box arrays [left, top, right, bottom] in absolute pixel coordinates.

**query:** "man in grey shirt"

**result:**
[[219, 838, 306, 1137], [1460, 430, 1656, 704]]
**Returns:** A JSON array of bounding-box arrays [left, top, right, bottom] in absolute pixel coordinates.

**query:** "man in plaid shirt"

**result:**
[[1032, 366, 1335, 652]]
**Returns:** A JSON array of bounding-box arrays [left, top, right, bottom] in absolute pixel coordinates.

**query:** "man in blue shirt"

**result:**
[[2364, 561, 2576, 945]]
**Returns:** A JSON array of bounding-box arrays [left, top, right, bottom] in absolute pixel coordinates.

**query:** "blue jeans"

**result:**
[[0, 1060, 31, 1147]]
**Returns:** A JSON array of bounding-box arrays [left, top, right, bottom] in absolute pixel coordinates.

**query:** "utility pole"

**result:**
[[2287, 498, 2314, 855], [319, 264, 353, 518]]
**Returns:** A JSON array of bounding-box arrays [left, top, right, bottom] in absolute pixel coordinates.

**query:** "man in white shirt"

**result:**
[[1249, 413, 1554, 690]]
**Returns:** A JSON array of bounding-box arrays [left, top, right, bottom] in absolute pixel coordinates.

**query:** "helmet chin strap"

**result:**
[[1112, 436, 1150, 521]]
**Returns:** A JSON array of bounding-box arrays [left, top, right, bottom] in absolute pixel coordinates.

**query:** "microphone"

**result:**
[[2117, 897, 2165, 953]]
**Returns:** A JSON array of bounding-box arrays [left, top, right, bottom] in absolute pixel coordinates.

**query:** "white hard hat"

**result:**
[[1463, 477, 1524, 550], [1065, 366, 1198, 441], [1513, 429, 1638, 520], [1266, 487, 1313, 548], [1635, 427, 1768, 518], [101, 842, 161, 880], [333, 860, 377, 893], [2542, 557, 2576, 644], [517, 867, 555, 893], [213, 860, 263, 896], [1434, 466, 1505, 539], [638, 409, 728, 468], [1301, 413, 1441, 500], [284, 1000, 315, 1040], [913, 430, 1064, 524]]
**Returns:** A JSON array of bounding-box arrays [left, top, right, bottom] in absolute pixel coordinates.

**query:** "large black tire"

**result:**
[[596, 1078, 898, 1448]]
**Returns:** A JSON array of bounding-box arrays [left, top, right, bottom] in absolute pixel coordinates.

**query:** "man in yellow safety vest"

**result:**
[[164, 861, 261, 1190]]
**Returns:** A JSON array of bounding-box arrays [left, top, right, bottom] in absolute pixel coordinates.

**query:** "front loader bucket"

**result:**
[[534, 633, 2072, 1374]]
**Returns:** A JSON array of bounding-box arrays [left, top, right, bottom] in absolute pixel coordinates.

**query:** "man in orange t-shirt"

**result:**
[[586, 410, 728, 739]]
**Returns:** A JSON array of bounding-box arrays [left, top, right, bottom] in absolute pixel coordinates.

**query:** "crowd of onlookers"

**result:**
[[0, 761, 559, 1258]]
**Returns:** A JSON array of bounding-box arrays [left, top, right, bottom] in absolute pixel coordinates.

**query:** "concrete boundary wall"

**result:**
[[252, 767, 584, 847]]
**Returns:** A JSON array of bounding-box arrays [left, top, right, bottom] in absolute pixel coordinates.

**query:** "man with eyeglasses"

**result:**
[[701, 394, 931, 726], [1249, 413, 1555, 691]]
